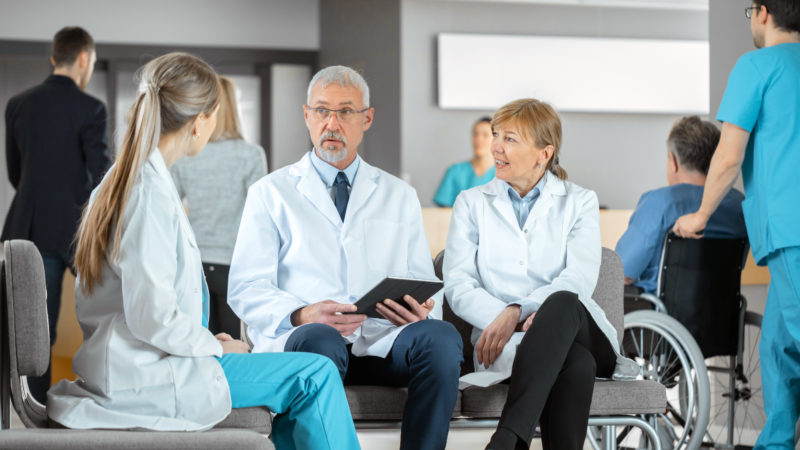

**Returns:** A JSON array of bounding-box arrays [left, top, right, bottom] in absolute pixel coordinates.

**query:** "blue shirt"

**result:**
[[504, 178, 543, 229], [309, 149, 360, 200], [717, 43, 800, 264], [433, 161, 495, 207], [615, 183, 747, 294]]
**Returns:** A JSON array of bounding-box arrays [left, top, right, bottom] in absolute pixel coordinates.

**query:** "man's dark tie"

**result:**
[[333, 171, 349, 221]]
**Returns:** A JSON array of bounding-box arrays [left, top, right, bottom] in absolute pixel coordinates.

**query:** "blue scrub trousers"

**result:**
[[757, 246, 800, 449], [218, 351, 361, 450]]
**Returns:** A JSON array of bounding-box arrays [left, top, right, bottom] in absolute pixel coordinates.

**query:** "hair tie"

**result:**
[[138, 81, 161, 96]]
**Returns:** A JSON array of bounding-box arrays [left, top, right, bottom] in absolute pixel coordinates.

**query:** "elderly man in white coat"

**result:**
[[228, 65, 463, 450]]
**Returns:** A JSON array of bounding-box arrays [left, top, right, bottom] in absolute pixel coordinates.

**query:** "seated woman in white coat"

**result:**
[[444, 98, 637, 450], [47, 53, 360, 450]]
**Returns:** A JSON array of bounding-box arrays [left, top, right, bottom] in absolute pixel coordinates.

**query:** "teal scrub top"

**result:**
[[717, 43, 800, 265], [433, 161, 495, 207]]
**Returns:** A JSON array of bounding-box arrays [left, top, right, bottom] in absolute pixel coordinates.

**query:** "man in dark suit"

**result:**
[[2, 26, 110, 404]]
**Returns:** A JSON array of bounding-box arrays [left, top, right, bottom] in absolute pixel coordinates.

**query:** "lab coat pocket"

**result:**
[[364, 219, 408, 276]]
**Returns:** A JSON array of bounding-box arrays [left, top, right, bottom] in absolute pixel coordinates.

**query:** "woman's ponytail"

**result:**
[[74, 53, 218, 294]]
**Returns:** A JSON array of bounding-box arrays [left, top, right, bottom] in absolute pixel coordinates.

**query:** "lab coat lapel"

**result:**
[[481, 179, 521, 234], [291, 153, 343, 228], [343, 159, 378, 224]]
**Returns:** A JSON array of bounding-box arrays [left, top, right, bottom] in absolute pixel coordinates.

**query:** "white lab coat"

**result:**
[[444, 173, 638, 387], [228, 152, 440, 357], [48, 150, 231, 431]]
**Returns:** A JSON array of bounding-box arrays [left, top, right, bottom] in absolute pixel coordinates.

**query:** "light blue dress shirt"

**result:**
[[504, 176, 544, 229], [309, 149, 360, 200], [615, 184, 746, 294]]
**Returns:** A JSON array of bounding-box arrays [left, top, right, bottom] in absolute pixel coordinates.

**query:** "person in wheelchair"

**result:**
[[616, 116, 747, 297]]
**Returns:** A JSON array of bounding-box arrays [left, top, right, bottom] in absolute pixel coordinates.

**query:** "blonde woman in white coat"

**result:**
[[444, 99, 637, 450], [47, 53, 360, 450]]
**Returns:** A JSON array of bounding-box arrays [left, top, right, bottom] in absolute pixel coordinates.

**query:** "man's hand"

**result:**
[[376, 295, 434, 326], [673, 211, 710, 239], [221, 339, 251, 354], [291, 300, 366, 336], [476, 305, 521, 369]]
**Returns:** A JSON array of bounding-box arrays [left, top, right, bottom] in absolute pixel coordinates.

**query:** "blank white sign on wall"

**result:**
[[438, 33, 709, 114]]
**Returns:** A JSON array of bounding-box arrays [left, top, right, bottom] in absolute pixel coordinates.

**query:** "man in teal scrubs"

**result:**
[[674, 1, 800, 447]]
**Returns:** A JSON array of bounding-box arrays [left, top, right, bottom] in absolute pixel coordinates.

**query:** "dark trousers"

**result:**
[[497, 291, 617, 450], [285, 320, 463, 450], [29, 251, 69, 405], [202, 263, 240, 338]]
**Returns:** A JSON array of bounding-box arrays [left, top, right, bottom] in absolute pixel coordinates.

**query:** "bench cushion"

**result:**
[[345, 386, 462, 421], [214, 407, 272, 434], [0, 429, 273, 450], [461, 380, 665, 418]]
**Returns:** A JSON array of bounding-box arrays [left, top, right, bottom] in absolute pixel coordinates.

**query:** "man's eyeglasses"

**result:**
[[745, 6, 760, 19], [306, 106, 369, 123]]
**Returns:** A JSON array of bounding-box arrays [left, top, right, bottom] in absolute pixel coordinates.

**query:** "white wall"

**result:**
[[0, 0, 319, 49], [401, 0, 709, 208]]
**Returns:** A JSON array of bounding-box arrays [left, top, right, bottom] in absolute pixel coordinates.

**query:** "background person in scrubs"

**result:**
[[433, 117, 495, 206], [673, 1, 800, 447]]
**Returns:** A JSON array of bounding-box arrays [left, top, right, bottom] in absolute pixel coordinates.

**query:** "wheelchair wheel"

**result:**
[[621, 310, 710, 450], [705, 311, 764, 447]]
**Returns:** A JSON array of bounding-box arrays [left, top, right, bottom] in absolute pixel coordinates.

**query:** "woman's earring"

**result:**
[[536, 164, 542, 169]]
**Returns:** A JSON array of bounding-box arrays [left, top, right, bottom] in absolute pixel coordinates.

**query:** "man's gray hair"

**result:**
[[307, 65, 370, 108]]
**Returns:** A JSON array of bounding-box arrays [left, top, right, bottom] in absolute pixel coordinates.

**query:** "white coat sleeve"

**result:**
[[228, 184, 307, 339], [517, 190, 602, 318], [404, 191, 443, 320], [118, 188, 222, 357], [444, 193, 510, 330]]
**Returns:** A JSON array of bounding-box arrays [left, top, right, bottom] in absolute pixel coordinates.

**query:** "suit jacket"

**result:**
[[48, 150, 230, 431], [2, 74, 110, 260], [228, 152, 441, 357]]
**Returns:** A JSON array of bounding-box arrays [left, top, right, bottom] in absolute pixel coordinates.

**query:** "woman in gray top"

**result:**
[[171, 76, 267, 337]]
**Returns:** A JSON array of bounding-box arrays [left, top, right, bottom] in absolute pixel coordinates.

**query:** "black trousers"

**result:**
[[202, 263, 241, 338], [497, 291, 617, 450]]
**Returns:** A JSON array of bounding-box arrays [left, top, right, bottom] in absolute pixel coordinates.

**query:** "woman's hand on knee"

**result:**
[[476, 305, 521, 369], [221, 339, 251, 354], [215, 332, 234, 342], [520, 312, 536, 332]]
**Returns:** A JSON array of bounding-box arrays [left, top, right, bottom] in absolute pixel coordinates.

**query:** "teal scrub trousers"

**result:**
[[219, 351, 361, 450], [757, 246, 800, 449]]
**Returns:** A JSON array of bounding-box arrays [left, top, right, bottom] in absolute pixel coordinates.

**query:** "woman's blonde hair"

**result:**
[[209, 76, 243, 142], [74, 52, 219, 294], [492, 98, 567, 180]]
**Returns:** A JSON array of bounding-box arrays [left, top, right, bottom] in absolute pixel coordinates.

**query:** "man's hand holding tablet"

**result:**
[[376, 295, 435, 326], [291, 300, 367, 336], [344, 277, 444, 325]]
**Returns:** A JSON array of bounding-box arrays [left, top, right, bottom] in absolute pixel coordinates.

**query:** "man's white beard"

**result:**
[[316, 145, 348, 163]]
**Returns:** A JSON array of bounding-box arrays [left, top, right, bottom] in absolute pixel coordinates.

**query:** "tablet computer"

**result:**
[[346, 277, 444, 319]]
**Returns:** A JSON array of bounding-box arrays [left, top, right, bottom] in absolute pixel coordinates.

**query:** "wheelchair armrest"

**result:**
[[624, 292, 668, 314]]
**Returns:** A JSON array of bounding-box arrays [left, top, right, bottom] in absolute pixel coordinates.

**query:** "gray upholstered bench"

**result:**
[[0, 240, 272, 449]]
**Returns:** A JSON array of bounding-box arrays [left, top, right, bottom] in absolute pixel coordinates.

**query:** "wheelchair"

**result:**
[[614, 232, 763, 449]]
